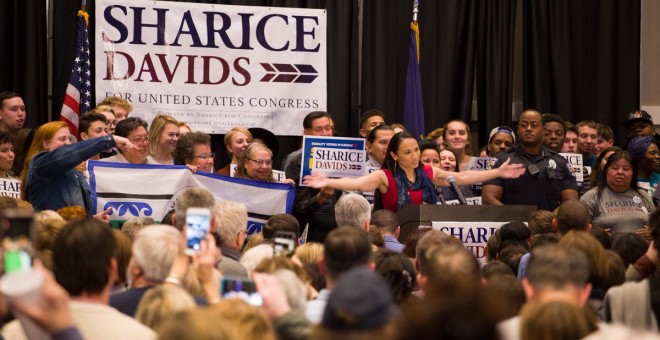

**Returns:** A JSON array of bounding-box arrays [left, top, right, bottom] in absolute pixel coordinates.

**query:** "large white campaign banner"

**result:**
[[95, 0, 327, 135], [89, 161, 294, 235]]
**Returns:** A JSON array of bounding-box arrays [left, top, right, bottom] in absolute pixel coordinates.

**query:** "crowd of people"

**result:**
[[0, 90, 659, 338]]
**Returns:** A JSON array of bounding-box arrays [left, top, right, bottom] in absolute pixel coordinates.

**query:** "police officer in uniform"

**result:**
[[482, 109, 578, 211]]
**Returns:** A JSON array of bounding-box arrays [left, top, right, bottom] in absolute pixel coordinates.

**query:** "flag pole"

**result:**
[[412, 0, 419, 23]]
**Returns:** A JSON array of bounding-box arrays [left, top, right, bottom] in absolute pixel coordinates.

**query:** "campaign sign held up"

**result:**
[[299, 136, 366, 185]]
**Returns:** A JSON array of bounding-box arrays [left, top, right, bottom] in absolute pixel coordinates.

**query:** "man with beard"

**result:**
[[483, 110, 578, 211]]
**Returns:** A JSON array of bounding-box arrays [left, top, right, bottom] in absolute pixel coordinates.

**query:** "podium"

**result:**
[[396, 204, 538, 243]]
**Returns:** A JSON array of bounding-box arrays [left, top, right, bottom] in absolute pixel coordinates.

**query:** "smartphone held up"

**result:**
[[185, 208, 211, 255]]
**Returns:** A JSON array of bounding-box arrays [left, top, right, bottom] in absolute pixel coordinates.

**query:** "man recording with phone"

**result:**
[[482, 109, 578, 211]]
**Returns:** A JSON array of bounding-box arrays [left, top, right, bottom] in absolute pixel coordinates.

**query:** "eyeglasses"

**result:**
[[247, 158, 273, 166], [129, 136, 149, 144], [193, 153, 216, 160]]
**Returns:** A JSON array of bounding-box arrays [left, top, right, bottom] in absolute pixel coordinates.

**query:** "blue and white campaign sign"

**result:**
[[95, 0, 326, 136], [432, 221, 511, 265], [88, 161, 294, 234], [299, 136, 367, 185]]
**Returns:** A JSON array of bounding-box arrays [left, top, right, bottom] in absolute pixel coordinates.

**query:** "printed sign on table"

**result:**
[[431, 221, 515, 265]]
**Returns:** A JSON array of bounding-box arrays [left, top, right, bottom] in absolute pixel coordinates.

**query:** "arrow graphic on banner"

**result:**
[[260, 63, 318, 83]]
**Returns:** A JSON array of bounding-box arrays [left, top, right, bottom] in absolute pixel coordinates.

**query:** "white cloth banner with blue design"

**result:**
[[88, 161, 295, 234]]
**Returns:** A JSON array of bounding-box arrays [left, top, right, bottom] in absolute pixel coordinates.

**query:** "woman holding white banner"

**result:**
[[216, 127, 252, 176], [235, 143, 294, 185], [303, 132, 525, 213], [173, 131, 214, 173], [148, 115, 180, 165], [20, 121, 137, 219]]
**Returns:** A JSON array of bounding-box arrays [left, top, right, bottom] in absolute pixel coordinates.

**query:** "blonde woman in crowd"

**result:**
[[442, 119, 473, 171], [148, 115, 180, 165], [216, 127, 252, 176], [135, 285, 196, 330]]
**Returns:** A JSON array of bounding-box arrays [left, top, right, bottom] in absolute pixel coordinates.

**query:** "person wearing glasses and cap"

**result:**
[[487, 126, 516, 157], [482, 109, 578, 211], [624, 110, 660, 150]]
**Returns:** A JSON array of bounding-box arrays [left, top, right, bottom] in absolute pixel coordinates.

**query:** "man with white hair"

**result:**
[[214, 200, 249, 277], [334, 193, 371, 232], [173, 187, 216, 231], [109, 225, 181, 316]]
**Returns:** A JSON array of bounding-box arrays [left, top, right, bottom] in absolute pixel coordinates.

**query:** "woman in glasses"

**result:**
[[235, 143, 294, 184], [173, 132, 214, 173]]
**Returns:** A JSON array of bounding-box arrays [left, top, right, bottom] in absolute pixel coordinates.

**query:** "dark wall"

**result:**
[[3, 0, 641, 153]]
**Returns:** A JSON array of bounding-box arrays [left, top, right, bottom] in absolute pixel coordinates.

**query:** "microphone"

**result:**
[[446, 176, 467, 205]]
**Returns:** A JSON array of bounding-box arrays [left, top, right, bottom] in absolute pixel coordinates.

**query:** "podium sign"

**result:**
[[397, 205, 537, 265]]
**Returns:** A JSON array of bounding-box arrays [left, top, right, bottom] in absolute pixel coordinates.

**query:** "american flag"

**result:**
[[60, 9, 91, 137]]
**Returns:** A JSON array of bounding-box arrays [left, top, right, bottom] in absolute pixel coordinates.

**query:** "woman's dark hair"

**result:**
[[418, 139, 438, 153], [589, 226, 612, 250], [173, 132, 211, 165], [481, 260, 514, 279], [382, 131, 422, 172], [439, 148, 460, 172], [302, 262, 326, 292], [597, 151, 638, 201], [589, 146, 622, 188], [373, 249, 416, 305], [402, 227, 431, 258], [611, 233, 649, 268], [0, 131, 14, 146]]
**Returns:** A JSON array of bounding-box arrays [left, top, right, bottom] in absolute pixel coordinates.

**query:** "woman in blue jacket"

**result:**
[[20, 121, 135, 218]]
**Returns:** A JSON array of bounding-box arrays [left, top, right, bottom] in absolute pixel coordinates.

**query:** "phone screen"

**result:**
[[185, 208, 211, 254], [0, 209, 35, 273], [220, 277, 263, 306]]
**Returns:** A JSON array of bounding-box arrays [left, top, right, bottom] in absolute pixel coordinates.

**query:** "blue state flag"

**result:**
[[403, 19, 425, 140]]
